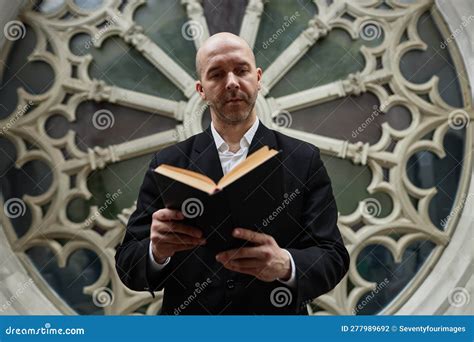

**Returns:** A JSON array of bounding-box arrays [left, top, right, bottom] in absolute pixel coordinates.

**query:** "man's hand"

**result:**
[[150, 208, 206, 263], [215, 228, 291, 282]]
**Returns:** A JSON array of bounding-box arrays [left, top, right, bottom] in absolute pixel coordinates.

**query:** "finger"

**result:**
[[159, 232, 206, 246], [227, 258, 266, 268], [232, 228, 271, 245], [162, 222, 203, 238], [153, 208, 184, 221], [156, 242, 201, 254], [151, 230, 203, 246], [216, 247, 265, 262]]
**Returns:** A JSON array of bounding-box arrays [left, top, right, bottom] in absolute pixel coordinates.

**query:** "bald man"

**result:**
[[115, 32, 349, 315]]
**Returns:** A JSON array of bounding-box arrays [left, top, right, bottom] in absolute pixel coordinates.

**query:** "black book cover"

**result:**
[[154, 152, 285, 253]]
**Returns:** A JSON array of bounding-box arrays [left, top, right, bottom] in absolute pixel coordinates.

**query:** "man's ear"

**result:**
[[256, 67, 263, 90], [195, 80, 206, 100]]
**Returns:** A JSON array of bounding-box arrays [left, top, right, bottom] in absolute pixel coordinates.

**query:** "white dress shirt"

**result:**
[[149, 117, 296, 287]]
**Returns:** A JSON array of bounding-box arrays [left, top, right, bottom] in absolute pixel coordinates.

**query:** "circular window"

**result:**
[[0, 0, 472, 315]]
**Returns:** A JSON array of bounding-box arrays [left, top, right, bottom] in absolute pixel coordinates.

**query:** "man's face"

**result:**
[[196, 40, 262, 124]]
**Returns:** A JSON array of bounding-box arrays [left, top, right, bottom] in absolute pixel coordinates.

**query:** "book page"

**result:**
[[155, 164, 218, 194], [217, 146, 279, 189]]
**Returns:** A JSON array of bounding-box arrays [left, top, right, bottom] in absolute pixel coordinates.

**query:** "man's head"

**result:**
[[195, 32, 262, 125]]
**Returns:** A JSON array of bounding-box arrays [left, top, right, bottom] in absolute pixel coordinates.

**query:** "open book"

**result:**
[[155, 146, 279, 195], [153, 146, 284, 253]]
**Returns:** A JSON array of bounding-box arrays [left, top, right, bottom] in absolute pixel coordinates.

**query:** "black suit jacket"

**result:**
[[115, 122, 350, 315]]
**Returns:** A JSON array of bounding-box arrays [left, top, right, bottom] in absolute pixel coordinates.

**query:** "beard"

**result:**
[[210, 89, 258, 125]]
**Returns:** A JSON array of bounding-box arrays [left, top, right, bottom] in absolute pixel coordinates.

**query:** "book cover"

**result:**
[[153, 146, 285, 253]]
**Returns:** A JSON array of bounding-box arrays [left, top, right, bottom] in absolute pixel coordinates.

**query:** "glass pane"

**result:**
[[36, 0, 65, 13], [45, 101, 177, 151], [66, 153, 154, 223], [287, 94, 412, 144], [26, 246, 103, 315], [203, 0, 248, 35], [134, 0, 197, 78], [400, 12, 463, 108], [0, 137, 52, 238], [74, 0, 103, 10], [86, 153, 154, 219], [406, 128, 466, 229], [355, 240, 435, 315], [0, 26, 54, 118], [322, 155, 393, 218], [268, 28, 383, 97], [70, 35, 186, 100], [254, 0, 317, 71]]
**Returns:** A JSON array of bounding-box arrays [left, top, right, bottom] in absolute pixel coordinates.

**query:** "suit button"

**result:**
[[226, 279, 235, 289]]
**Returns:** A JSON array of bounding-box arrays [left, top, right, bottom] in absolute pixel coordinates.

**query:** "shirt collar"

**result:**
[[210, 117, 260, 153]]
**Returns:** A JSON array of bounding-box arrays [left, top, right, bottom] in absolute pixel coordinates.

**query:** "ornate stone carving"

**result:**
[[0, 0, 472, 317]]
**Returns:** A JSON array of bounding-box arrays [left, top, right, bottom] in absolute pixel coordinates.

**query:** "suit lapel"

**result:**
[[247, 121, 279, 155], [189, 126, 224, 184]]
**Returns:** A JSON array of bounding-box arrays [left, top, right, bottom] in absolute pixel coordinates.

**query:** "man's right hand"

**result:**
[[150, 208, 206, 263]]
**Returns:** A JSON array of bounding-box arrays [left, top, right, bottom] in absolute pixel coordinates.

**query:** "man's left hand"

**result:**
[[216, 228, 291, 282]]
